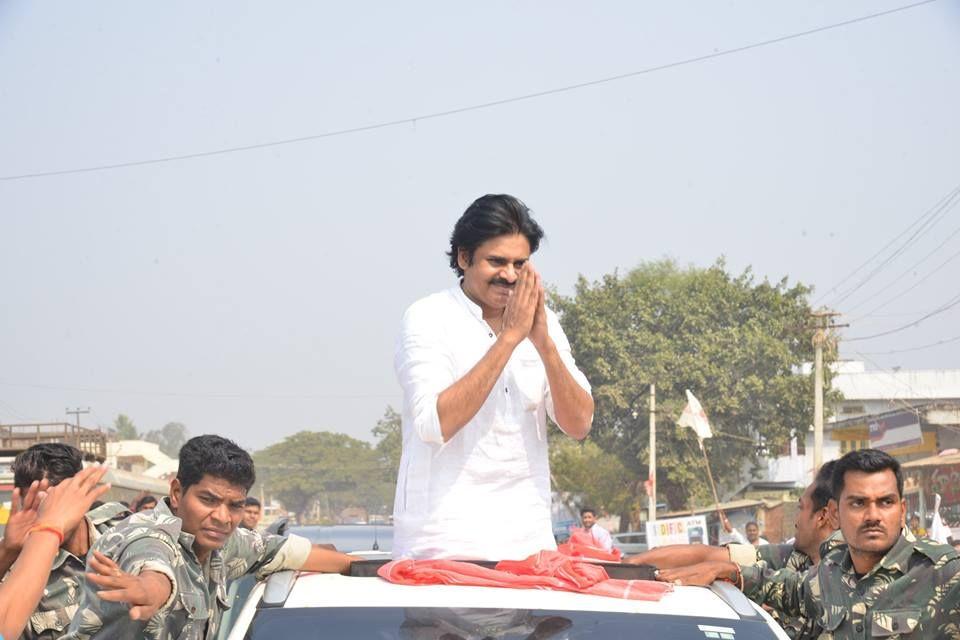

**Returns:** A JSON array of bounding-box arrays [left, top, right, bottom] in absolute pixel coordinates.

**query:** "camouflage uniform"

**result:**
[[728, 531, 845, 639], [63, 498, 312, 640], [741, 528, 960, 639], [18, 502, 130, 640], [729, 542, 814, 639]]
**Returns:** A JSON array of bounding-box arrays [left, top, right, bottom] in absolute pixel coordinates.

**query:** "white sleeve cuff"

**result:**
[[255, 533, 313, 578]]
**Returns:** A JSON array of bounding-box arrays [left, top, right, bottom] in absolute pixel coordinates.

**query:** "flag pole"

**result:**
[[698, 438, 723, 516]]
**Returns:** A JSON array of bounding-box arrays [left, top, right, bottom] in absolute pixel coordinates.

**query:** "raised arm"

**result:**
[[0, 466, 110, 639], [529, 285, 593, 438]]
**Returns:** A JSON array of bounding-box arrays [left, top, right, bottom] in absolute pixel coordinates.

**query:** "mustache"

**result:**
[[489, 279, 515, 287], [859, 523, 886, 533]]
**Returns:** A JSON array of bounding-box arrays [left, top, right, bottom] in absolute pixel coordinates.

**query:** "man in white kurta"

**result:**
[[392, 194, 594, 560]]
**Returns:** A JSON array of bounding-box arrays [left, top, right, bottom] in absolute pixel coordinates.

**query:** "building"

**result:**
[[762, 361, 960, 535]]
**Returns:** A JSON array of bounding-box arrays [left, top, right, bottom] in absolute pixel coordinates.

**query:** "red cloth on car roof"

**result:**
[[377, 550, 671, 602], [557, 528, 623, 562]]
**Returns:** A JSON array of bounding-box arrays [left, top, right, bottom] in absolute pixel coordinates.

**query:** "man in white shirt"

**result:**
[[745, 521, 769, 547], [393, 194, 594, 560], [580, 507, 613, 552]]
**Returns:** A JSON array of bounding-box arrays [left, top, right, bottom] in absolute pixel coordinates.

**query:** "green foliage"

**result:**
[[254, 431, 389, 524], [113, 414, 139, 440], [550, 438, 632, 516], [372, 406, 402, 489], [553, 259, 832, 514], [144, 422, 189, 457]]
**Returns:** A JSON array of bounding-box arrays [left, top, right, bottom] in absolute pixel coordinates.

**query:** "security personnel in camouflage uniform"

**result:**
[[63, 435, 354, 640], [64, 496, 315, 639], [731, 530, 844, 639], [741, 449, 960, 639], [1, 443, 132, 640], [648, 461, 841, 639], [20, 502, 130, 640]]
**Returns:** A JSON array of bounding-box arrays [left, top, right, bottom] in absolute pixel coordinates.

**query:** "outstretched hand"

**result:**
[[656, 561, 737, 587], [87, 551, 172, 621]]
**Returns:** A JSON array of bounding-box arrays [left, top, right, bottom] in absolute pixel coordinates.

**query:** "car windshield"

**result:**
[[245, 607, 776, 639]]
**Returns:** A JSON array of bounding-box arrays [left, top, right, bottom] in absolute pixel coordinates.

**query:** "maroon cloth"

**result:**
[[377, 550, 671, 601]]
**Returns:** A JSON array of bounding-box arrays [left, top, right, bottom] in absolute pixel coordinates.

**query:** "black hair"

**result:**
[[136, 495, 158, 510], [244, 496, 261, 508], [177, 435, 255, 494], [811, 459, 837, 512], [831, 448, 903, 500], [13, 443, 83, 491], [447, 194, 545, 277], [580, 507, 596, 517], [746, 521, 759, 529]]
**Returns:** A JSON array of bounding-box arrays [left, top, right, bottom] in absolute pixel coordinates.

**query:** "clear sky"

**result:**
[[2, 1, 958, 451]]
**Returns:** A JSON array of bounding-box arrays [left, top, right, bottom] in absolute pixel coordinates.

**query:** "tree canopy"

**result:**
[[372, 406, 402, 492], [113, 414, 138, 440], [254, 430, 390, 524], [144, 422, 189, 457], [553, 259, 833, 516]]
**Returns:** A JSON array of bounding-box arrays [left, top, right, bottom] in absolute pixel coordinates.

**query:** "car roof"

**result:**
[[281, 572, 740, 620]]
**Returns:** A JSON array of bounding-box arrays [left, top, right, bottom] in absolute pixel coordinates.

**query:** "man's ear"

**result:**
[[170, 479, 183, 512], [827, 499, 839, 530], [457, 248, 471, 271]]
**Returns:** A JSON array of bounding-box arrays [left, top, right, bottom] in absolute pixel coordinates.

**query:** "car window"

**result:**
[[246, 607, 778, 639], [615, 534, 645, 544]]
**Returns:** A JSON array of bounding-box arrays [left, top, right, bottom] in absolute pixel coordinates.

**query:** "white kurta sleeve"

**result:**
[[395, 301, 457, 445]]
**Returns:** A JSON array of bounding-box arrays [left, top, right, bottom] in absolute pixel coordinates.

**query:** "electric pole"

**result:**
[[66, 407, 90, 429], [810, 310, 846, 472], [648, 384, 656, 523]]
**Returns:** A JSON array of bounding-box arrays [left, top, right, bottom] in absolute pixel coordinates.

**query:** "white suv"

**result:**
[[226, 554, 789, 639]]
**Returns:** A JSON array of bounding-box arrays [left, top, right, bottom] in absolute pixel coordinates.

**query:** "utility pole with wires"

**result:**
[[810, 310, 847, 471], [66, 407, 90, 429]]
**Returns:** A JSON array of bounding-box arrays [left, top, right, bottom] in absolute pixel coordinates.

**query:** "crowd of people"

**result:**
[[0, 437, 354, 640]]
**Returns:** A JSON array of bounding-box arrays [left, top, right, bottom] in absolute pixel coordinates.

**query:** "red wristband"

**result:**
[[28, 524, 64, 546]]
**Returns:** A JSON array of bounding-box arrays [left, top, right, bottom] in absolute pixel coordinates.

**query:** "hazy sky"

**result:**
[[2, 1, 959, 451]]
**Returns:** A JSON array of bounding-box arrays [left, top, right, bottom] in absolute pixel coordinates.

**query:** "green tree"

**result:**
[[113, 414, 139, 440], [254, 431, 386, 524], [550, 438, 632, 519], [554, 259, 837, 517], [144, 422, 189, 457], [372, 406, 402, 490]]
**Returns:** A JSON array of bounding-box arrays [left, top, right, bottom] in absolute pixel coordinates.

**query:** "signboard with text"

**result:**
[[868, 410, 923, 451], [645, 515, 708, 548]]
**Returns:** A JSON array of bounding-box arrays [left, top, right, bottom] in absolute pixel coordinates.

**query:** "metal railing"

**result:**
[[0, 422, 107, 459]]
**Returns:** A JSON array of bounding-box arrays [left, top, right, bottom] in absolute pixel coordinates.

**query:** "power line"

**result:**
[[0, 381, 400, 401], [846, 289, 960, 341], [845, 191, 960, 316], [828, 183, 960, 308], [815, 180, 960, 306], [0, 0, 940, 182], [847, 349, 960, 437], [850, 243, 960, 322], [857, 333, 960, 355]]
